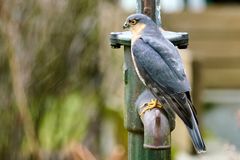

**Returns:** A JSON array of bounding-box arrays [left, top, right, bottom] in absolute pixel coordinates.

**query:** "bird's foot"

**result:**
[[139, 99, 163, 116]]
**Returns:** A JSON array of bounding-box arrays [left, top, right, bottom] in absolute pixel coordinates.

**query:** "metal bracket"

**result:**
[[110, 30, 189, 49]]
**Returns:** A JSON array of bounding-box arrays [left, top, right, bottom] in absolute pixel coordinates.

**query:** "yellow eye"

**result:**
[[129, 19, 137, 25]]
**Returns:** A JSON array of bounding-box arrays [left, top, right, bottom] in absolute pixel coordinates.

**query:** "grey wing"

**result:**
[[132, 38, 193, 127], [142, 35, 188, 82], [132, 38, 190, 94]]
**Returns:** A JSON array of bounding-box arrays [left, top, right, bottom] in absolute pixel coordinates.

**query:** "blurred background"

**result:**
[[0, 0, 240, 159]]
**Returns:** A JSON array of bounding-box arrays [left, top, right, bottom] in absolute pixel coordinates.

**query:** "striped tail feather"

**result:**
[[169, 92, 206, 153], [187, 102, 206, 153]]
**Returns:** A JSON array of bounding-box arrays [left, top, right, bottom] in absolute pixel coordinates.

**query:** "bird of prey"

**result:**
[[123, 13, 206, 153]]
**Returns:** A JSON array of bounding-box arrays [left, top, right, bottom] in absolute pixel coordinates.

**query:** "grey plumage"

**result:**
[[124, 13, 206, 153]]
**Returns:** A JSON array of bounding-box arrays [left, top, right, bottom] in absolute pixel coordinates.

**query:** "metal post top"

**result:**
[[110, 30, 189, 49]]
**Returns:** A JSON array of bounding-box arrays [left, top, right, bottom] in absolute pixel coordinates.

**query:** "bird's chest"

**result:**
[[130, 48, 146, 86]]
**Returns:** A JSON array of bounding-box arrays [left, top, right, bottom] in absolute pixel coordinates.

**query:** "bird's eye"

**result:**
[[129, 19, 137, 25]]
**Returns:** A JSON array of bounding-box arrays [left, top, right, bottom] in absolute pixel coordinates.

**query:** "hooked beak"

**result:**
[[123, 21, 130, 29]]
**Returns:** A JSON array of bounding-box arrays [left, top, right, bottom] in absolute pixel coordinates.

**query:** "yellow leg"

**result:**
[[139, 99, 163, 116]]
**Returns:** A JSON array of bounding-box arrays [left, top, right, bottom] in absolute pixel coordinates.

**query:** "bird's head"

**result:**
[[123, 14, 155, 35]]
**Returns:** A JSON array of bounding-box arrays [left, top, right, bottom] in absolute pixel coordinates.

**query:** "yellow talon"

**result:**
[[139, 99, 162, 116], [148, 99, 157, 108]]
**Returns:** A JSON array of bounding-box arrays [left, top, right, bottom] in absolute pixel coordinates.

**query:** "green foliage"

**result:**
[[0, 0, 104, 158], [38, 92, 95, 150]]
